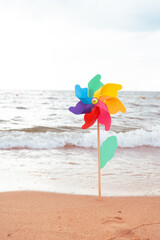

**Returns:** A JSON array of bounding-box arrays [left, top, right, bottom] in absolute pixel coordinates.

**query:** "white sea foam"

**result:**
[[0, 125, 160, 149]]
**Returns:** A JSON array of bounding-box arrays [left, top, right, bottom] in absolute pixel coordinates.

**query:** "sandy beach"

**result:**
[[0, 191, 160, 240]]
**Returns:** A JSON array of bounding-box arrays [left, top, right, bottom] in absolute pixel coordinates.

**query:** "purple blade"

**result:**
[[69, 101, 94, 115]]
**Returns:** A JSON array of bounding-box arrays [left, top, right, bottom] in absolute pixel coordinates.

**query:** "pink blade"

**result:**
[[96, 99, 108, 111], [98, 108, 111, 131], [97, 100, 111, 131]]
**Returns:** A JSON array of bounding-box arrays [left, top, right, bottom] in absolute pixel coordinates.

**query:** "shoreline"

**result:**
[[1, 189, 160, 197], [0, 191, 160, 240]]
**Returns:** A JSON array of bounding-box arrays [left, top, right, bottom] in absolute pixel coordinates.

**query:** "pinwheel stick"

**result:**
[[97, 121, 101, 200]]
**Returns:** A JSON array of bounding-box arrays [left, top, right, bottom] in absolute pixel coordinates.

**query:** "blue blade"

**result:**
[[75, 85, 92, 104]]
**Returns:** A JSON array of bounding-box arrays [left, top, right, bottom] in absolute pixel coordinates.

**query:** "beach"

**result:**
[[0, 191, 160, 240], [0, 90, 160, 239]]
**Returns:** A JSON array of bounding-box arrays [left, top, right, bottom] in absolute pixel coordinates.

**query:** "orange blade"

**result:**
[[100, 96, 126, 114]]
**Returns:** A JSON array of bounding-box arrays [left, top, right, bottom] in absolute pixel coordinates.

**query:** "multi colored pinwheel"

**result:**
[[69, 74, 126, 199]]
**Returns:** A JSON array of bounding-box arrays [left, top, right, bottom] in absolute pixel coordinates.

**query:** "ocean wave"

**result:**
[[0, 125, 160, 149], [4, 126, 80, 133]]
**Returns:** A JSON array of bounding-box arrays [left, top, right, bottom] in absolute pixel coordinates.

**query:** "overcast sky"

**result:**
[[0, 0, 160, 91]]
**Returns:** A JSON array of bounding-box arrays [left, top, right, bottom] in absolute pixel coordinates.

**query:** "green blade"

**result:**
[[88, 74, 103, 98]]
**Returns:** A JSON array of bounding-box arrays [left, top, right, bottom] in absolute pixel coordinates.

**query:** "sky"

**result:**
[[0, 0, 160, 91]]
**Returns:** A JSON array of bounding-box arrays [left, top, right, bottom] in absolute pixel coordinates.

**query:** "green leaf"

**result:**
[[100, 136, 118, 169]]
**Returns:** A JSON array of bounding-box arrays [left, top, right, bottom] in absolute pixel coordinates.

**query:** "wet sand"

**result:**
[[0, 191, 160, 240]]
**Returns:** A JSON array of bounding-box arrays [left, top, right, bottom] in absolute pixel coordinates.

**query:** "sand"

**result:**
[[0, 191, 160, 240]]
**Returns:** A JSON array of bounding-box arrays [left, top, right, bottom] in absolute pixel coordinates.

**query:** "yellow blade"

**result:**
[[100, 83, 122, 98], [100, 96, 126, 114], [93, 87, 102, 99]]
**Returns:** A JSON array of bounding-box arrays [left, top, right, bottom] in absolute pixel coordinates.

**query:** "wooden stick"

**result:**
[[97, 121, 101, 200]]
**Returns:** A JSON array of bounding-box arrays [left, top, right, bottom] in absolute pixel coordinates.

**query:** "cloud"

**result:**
[[1, 0, 160, 31], [0, 0, 160, 91], [57, 0, 160, 31]]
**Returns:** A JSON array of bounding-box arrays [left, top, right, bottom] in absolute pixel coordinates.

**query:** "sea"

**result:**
[[0, 90, 160, 196]]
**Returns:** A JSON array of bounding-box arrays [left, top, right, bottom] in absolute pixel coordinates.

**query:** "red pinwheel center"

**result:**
[[91, 97, 98, 105]]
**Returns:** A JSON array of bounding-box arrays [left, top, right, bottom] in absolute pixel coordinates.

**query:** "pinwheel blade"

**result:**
[[69, 101, 94, 115], [75, 85, 92, 104], [98, 108, 111, 131], [95, 99, 111, 131], [82, 106, 100, 129], [100, 136, 118, 169], [96, 99, 108, 111], [88, 74, 103, 98], [100, 83, 122, 98], [93, 87, 102, 99], [100, 97, 126, 114]]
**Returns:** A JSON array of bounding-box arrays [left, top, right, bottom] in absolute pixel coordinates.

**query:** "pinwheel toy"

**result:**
[[69, 74, 126, 200]]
